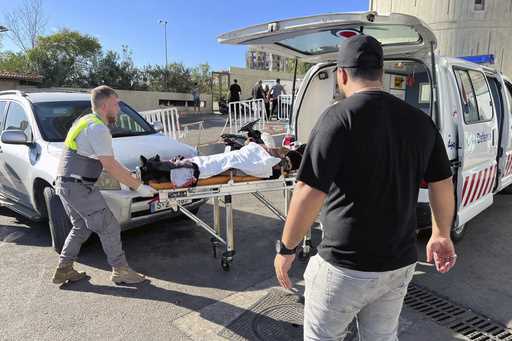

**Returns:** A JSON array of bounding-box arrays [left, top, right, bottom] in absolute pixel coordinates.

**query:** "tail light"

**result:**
[[420, 180, 428, 189], [282, 134, 295, 147]]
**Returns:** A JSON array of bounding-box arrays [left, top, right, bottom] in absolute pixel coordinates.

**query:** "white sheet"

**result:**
[[189, 142, 281, 179]]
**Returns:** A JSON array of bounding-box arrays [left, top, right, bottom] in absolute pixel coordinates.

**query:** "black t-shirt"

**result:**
[[297, 91, 452, 272], [229, 84, 241, 101]]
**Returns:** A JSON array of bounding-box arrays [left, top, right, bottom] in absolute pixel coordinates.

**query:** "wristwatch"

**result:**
[[275, 240, 297, 255]]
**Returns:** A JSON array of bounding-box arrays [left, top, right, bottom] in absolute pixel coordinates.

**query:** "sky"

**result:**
[[0, 0, 369, 71]]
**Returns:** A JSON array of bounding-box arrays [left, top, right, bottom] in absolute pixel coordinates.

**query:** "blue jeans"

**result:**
[[303, 254, 415, 341]]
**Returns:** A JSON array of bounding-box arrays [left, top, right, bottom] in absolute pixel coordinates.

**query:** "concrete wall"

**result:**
[[0, 80, 21, 91], [229, 66, 303, 99], [369, 0, 512, 77], [16, 86, 212, 113]]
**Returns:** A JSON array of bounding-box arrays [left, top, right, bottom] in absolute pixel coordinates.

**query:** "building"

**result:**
[[246, 49, 291, 72], [0, 71, 42, 90], [369, 0, 512, 77]]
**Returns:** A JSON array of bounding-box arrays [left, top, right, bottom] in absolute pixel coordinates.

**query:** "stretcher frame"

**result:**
[[156, 175, 313, 270]]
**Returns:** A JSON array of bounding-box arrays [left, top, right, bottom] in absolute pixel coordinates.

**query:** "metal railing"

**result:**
[[228, 98, 267, 133], [277, 94, 292, 121], [139, 107, 205, 147], [140, 107, 180, 139]]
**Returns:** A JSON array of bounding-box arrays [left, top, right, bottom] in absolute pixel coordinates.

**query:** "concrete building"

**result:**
[[369, 0, 512, 76], [246, 49, 292, 72]]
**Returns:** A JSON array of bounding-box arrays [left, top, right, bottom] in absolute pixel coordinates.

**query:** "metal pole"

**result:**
[[159, 19, 169, 91], [291, 58, 298, 125]]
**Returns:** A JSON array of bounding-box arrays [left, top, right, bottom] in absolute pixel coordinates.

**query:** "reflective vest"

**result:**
[[57, 114, 105, 181], [64, 114, 105, 151]]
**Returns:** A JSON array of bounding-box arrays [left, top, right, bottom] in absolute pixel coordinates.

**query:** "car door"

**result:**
[[497, 77, 512, 190], [0, 101, 36, 205], [452, 67, 498, 226], [0, 100, 8, 194]]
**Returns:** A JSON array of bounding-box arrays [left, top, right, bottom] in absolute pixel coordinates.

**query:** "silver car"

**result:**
[[0, 90, 205, 251]]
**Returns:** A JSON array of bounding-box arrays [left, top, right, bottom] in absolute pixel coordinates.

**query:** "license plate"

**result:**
[[150, 199, 192, 213]]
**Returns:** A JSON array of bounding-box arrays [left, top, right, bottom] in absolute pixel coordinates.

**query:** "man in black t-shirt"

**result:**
[[229, 79, 241, 103], [274, 35, 457, 340]]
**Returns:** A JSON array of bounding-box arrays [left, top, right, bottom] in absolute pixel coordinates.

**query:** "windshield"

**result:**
[[277, 25, 421, 56], [32, 100, 155, 142]]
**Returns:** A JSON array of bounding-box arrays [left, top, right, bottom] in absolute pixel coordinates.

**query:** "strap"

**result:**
[[64, 114, 105, 151]]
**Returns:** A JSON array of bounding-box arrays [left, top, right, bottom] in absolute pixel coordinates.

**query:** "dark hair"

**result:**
[[234, 79, 238, 83], [276, 78, 280, 83], [344, 67, 383, 82]]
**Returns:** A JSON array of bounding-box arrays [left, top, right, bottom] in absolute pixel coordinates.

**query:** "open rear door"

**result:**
[[218, 12, 437, 62], [452, 66, 498, 226]]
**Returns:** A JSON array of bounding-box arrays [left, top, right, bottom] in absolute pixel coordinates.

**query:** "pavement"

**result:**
[[1, 114, 511, 340]]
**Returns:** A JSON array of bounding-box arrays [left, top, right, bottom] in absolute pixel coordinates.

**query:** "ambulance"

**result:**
[[219, 12, 512, 241]]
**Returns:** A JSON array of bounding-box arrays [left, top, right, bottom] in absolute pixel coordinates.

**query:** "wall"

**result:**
[[17, 86, 213, 113], [0, 80, 21, 91], [229, 66, 304, 99], [369, 0, 512, 77]]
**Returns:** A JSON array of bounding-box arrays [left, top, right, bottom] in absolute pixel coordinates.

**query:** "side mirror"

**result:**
[[1, 130, 31, 145], [152, 121, 164, 133]]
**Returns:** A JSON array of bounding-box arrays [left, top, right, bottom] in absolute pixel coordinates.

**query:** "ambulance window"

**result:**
[[454, 69, 480, 124], [486, 77, 503, 127], [468, 70, 494, 121]]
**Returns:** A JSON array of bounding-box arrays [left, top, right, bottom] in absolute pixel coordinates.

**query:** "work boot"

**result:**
[[111, 266, 146, 284], [52, 264, 87, 284]]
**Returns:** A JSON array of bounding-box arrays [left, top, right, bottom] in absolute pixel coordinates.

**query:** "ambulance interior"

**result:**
[[295, 60, 432, 143]]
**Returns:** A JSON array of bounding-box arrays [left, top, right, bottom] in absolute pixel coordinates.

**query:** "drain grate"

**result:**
[[405, 283, 512, 341]]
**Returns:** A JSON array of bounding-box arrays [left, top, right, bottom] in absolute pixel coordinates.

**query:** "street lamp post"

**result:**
[[159, 19, 169, 91]]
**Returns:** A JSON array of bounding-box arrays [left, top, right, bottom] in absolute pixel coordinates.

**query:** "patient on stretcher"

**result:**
[[139, 142, 304, 189]]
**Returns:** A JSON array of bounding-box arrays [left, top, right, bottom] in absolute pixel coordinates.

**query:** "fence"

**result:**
[[139, 107, 205, 147], [228, 98, 267, 133], [277, 95, 292, 121]]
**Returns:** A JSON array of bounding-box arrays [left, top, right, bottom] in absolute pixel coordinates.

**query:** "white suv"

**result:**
[[0, 90, 205, 252]]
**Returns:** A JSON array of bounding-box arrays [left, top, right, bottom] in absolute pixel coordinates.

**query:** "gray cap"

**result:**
[[337, 35, 383, 69]]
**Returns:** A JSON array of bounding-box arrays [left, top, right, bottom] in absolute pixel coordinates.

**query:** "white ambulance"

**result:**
[[219, 12, 512, 241]]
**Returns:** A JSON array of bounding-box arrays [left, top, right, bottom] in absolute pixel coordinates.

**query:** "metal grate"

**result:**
[[405, 283, 512, 341]]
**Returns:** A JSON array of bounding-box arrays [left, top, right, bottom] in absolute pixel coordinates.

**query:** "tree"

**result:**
[[4, 0, 47, 51], [0, 51, 32, 73], [191, 63, 211, 93], [28, 29, 101, 87]]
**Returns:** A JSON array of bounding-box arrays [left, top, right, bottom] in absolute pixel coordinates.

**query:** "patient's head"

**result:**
[[139, 155, 170, 184]]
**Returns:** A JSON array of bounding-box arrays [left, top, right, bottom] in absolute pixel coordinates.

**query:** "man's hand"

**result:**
[[274, 254, 295, 289], [426, 235, 457, 273]]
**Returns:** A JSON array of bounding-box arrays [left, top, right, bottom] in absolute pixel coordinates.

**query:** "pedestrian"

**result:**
[[229, 79, 242, 103], [263, 84, 271, 120], [270, 78, 286, 119], [192, 83, 200, 112], [252, 80, 265, 100], [273, 35, 457, 340], [52, 85, 158, 285]]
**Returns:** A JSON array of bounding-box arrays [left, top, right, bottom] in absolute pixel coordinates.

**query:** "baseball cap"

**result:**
[[337, 35, 383, 69]]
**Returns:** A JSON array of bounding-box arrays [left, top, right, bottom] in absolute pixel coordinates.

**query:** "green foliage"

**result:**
[[0, 51, 31, 72]]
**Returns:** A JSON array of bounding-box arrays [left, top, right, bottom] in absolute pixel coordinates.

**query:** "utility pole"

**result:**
[[159, 19, 169, 91]]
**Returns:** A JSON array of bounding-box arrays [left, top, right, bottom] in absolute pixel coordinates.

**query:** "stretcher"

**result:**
[[147, 173, 313, 270]]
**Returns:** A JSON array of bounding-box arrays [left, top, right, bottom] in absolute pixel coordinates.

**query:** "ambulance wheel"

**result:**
[[44, 187, 72, 253], [451, 223, 466, 243]]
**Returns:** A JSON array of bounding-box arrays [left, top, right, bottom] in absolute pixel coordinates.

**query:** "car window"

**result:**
[[32, 100, 154, 142], [468, 70, 494, 121], [0, 101, 7, 131], [4, 102, 32, 139], [454, 69, 480, 124], [486, 77, 503, 127]]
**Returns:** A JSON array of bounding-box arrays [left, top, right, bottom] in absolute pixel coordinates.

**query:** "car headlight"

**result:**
[[95, 172, 122, 190]]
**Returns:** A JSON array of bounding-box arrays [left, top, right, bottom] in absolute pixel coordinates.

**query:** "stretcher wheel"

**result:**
[[221, 258, 231, 271]]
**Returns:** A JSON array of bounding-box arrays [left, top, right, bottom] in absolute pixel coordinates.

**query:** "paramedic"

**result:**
[[52, 85, 158, 285], [274, 35, 457, 340]]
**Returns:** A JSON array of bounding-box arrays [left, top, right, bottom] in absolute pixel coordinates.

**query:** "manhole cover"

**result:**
[[252, 303, 304, 341], [218, 288, 358, 341]]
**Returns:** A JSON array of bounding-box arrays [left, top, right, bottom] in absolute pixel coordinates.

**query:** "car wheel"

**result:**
[[451, 223, 466, 243], [43, 187, 72, 253]]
